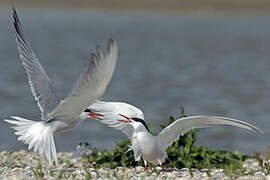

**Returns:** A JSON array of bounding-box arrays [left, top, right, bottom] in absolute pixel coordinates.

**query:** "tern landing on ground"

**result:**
[[87, 101, 263, 171], [4, 8, 118, 165]]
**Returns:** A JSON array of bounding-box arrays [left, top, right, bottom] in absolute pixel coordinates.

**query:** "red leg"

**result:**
[[144, 165, 148, 172], [161, 164, 165, 173], [161, 165, 163, 171]]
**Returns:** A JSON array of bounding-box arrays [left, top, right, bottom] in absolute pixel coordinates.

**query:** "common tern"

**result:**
[[88, 101, 263, 171], [4, 8, 117, 165]]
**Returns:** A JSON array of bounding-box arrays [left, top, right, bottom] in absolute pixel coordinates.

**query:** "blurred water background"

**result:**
[[0, 4, 269, 154]]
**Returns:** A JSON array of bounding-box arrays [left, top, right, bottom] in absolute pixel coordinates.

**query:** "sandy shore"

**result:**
[[0, 150, 268, 180], [1, 0, 270, 12]]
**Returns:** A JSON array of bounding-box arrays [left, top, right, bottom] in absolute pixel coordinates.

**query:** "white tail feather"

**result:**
[[4, 116, 58, 165]]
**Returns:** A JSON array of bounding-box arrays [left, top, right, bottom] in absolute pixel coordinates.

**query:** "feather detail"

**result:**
[[4, 116, 58, 165]]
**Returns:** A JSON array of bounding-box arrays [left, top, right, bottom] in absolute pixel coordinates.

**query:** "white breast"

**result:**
[[135, 131, 167, 165]]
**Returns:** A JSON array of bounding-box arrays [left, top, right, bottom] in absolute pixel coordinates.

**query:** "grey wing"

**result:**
[[100, 117, 134, 138], [88, 101, 135, 138], [49, 38, 118, 119], [12, 7, 60, 120], [157, 116, 263, 151]]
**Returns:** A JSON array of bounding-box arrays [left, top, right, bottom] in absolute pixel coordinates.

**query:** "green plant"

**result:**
[[106, 171, 111, 178], [72, 173, 77, 179], [85, 171, 91, 180], [264, 161, 270, 175], [63, 159, 71, 168], [30, 162, 45, 178], [58, 171, 64, 179], [85, 107, 248, 174], [206, 168, 211, 177], [254, 152, 270, 175], [254, 152, 264, 171], [88, 140, 144, 168], [49, 168, 55, 176]]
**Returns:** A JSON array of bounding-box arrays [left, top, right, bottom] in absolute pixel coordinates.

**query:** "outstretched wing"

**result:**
[[49, 38, 118, 119], [157, 116, 263, 151], [88, 101, 144, 138], [12, 7, 60, 120]]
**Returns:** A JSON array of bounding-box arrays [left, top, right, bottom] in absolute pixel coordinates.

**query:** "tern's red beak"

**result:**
[[118, 119, 130, 123], [118, 114, 132, 123], [87, 113, 102, 120]]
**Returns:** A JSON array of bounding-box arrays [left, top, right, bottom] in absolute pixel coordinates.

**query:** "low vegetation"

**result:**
[[86, 107, 249, 175]]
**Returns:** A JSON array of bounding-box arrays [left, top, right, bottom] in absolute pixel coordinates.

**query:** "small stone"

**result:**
[[200, 168, 209, 172], [180, 168, 189, 171], [135, 166, 144, 171], [0, 151, 7, 156], [167, 172, 177, 177], [0, 151, 268, 180], [90, 171, 97, 176], [255, 171, 265, 176]]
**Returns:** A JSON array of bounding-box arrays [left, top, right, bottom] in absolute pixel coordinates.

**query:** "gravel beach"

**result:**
[[0, 150, 268, 180]]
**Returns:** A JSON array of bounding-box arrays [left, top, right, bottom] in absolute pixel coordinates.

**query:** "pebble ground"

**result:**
[[0, 150, 269, 180]]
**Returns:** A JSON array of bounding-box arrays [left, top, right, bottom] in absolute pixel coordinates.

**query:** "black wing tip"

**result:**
[[90, 52, 97, 59], [11, 4, 16, 12], [96, 44, 102, 51], [107, 35, 117, 53], [108, 36, 117, 45], [213, 116, 264, 134], [256, 127, 264, 134], [11, 5, 18, 22], [96, 44, 105, 60], [11, 5, 15, 12], [11, 5, 23, 35], [96, 44, 103, 54], [89, 53, 98, 65]]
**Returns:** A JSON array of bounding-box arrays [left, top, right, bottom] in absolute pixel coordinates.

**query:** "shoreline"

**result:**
[[0, 150, 268, 179], [1, 0, 270, 13]]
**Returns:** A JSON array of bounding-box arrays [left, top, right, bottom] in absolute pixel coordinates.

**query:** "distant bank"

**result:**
[[1, 0, 270, 12]]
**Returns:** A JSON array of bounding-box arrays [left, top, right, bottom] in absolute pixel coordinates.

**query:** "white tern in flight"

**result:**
[[4, 7, 117, 165]]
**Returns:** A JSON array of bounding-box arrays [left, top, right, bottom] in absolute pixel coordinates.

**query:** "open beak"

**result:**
[[118, 114, 132, 123], [87, 112, 103, 120]]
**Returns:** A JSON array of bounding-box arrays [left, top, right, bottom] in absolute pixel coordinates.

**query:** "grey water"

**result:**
[[0, 6, 269, 154]]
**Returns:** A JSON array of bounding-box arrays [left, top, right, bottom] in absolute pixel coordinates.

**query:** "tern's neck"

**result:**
[[134, 127, 154, 142], [134, 125, 150, 134]]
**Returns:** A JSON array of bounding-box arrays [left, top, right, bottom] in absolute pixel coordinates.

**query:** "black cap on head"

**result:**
[[84, 109, 92, 113], [131, 118, 149, 132]]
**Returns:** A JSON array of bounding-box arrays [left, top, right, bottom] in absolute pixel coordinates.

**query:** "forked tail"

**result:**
[[4, 116, 58, 165]]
